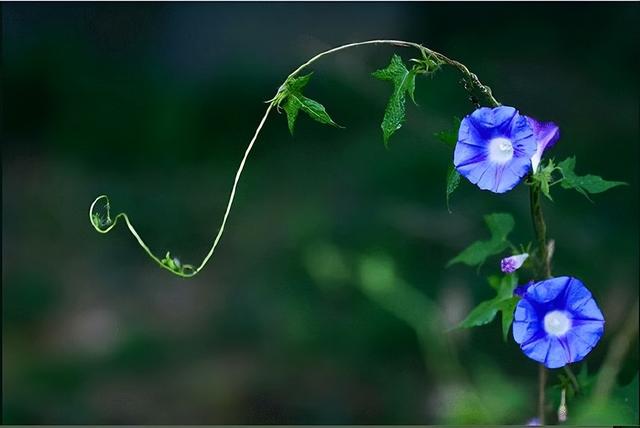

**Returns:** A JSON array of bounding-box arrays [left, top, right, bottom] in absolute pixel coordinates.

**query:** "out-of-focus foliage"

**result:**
[[550, 370, 638, 425], [3, 2, 638, 425], [447, 213, 514, 267]]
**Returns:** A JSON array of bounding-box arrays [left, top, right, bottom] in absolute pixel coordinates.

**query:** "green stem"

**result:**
[[529, 183, 553, 424], [538, 363, 547, 424], [529, 184, 552, 279], [563, 365, 580, 395], [89, 39, 498, 277]]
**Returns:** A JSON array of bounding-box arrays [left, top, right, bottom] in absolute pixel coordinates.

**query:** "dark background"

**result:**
[[2, 2, 638, 424]]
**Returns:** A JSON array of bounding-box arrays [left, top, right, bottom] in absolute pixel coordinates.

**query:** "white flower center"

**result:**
[[543, 310, 572, 337], [488, 137, 514, 164]]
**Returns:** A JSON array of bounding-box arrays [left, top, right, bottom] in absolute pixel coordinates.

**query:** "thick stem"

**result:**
[[538, 364, 547, 424], [529, 184, 552, 279], [529, 183, 552, 424]]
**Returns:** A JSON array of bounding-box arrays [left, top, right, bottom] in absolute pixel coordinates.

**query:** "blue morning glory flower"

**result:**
[[501, 253, 529, 273], [513, 276, 605, 369], [454, 106, 537, 193], [527, 116, 560, 172]]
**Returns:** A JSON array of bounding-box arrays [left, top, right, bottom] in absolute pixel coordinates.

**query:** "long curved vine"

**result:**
[[88, 39, 497, 278]]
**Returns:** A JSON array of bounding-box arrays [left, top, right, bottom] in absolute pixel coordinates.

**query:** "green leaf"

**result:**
[[161, 251, 181, 271], [457, 274, 520, 341], [299, 96, 338, 126], [411, 55, 443, 76], [406, 70, 417, 104], [286, 73, 312, 92], [438, 117, 463, 212], [446, 165, 461, 213], [279, 73, 340, 135], [487, 275, 502, 291], [496, 275, 521, 341], [282, 96, 301, 134], [447, 213, 515, 267], [495, 273, 518, 299], [558, 156, 627, 200], [499, 297, 519, 341], [458, 300, 499, 328], [372, 54, 418, 147], [538, 159, 556, 201], [434, 117, 461, 147]]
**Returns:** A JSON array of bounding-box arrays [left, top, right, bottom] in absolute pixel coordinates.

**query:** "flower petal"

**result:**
[[513, 299, 540, 344], [564, 278, 605, 321], [484, 163, 525, 193], [573, 299, 606, 322], [526, 276, 571, 304], [454, 142, 488, 168], [468, 106, 517, 134], [509, 115, 537, 151], [545, 336, 570, 368], [562, 319, 604, 363], [526, 116, 560, 171], [521, 334, 551, 364], [476, 162, 502, 192], [456, 158, 493, 186]]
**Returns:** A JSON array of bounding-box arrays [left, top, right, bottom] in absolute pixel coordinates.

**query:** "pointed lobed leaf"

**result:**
[[458, 300, 499, 328], [287, 73, 312, 91], [280, 73, 340, 135], [299, 96, 339, 127], [485, 213, 515, 240], [411, 55, 443, 76], [448, 213, 515, 267], [372, 54, 418, 147], [558, 156, 627, 199], [533, 158, 556, 201], [283, 96, 302, 134], [457, 274, 520, 341]]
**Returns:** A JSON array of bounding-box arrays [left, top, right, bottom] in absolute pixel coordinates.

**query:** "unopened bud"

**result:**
[[558, 388, 568, 422]]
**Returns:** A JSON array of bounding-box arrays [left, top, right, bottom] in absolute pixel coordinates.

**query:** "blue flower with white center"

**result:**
[[454, 106, 538, 193], [501, 253, 529, 273], [513, 276, 605, 369]]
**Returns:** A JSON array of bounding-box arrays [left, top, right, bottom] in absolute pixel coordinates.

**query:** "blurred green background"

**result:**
[[2, 2, 638, 424]]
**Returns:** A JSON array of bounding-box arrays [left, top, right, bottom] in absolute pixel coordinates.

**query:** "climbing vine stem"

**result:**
[[529, 181, 554, 424], [88, 39, 498, 277]]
